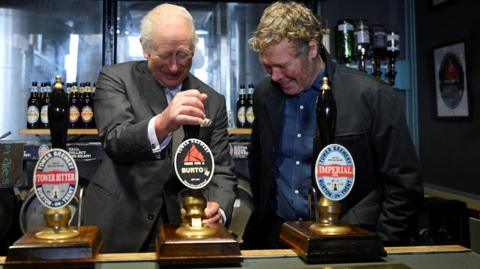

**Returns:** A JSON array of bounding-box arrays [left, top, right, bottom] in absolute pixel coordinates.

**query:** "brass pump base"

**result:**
[[175, 224, 217, 238], [35, 227, 80, 240], [281, 194, 386, 263], [309, 222, 352, 235], [35, 206, 80, 240], [175, 190, 217, 238], [309, 196, 353, 235]]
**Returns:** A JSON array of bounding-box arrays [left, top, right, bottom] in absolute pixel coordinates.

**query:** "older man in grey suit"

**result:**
[[83, 3, 236, 253]]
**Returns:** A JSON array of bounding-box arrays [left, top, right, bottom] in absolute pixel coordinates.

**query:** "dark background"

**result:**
[[416, 0, 480, 196]]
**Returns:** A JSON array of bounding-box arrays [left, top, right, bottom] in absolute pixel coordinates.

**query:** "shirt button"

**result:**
[[148, 214, 155, 221], [294, 189, 299, 195], [299, 105, 304, 110], [297, 133, 302, 138], [296, 160, 300, 165]]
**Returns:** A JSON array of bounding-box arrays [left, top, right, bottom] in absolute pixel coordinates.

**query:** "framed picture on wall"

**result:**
[[433, 40, 470, 119], [431, 0, 458, 9], [432, 0, 448, 6]]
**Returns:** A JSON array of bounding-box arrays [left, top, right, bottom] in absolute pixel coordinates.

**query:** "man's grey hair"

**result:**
[[140, 3, 198, 52]]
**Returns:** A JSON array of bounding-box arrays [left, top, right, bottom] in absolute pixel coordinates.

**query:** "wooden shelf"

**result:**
[[20, 128, 248, 136], [424, 183, 480, 212], [228, 128, 252, 135], [19, 129, 98, 135]]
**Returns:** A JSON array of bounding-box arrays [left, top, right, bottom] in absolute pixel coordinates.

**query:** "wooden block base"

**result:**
[[6, 226, 102, 267], [280, 221, 386, 263], [156, 223, 242, 264]]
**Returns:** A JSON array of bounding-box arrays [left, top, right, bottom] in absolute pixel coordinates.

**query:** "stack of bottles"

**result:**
[[235, 84, 255, 128], [335, 19, 400, 86], [26, 80, 96, 129]]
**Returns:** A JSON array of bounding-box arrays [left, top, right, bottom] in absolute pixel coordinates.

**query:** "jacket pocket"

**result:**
[[89, 181, 118, 200], [335, 132, 377, 201], [351, 202, 381, 227], [335, 132, 368, 151]]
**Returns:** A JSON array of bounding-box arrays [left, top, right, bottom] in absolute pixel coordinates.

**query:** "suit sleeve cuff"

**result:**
[[219, 208, 227, 224], [148, 115, 172, 158]]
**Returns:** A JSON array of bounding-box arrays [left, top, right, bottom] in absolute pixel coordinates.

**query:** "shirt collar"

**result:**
[[311, 67, 326, 91], [166, 84, 182, 95]]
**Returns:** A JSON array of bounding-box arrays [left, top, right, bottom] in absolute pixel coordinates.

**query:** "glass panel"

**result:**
[[116, 1, 270, 123], [0, 0, 103, 140]]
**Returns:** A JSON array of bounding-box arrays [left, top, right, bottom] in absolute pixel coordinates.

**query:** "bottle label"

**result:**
[[40, 105, 49, 124], [27, 106, 40, 124], [237, 106, 246, 124], [315, 144, 355, 201], [81, 106, 94, 123], [174, 138, 214, 189], [373, 32, 387, 48], [246, 106, 254, 124], [69, 106, 80, 123], [354, 30, 370, 44], [338, 23, 354, 31], [387, 34, 400, 52], [33, 148, 78, 209]]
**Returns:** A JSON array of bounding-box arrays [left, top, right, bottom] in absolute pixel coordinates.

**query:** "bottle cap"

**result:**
[[320, 77, 331, 91], [53, 75, 64, 91]]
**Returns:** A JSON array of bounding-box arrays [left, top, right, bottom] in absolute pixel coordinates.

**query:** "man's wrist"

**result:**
[[148, 115, 172, 156], [154, 112, 172, 140]]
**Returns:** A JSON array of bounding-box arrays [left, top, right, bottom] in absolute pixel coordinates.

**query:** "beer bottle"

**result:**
[[37, 83, 45, 127], [69, 82, 81, 128], [81, 82, 94, 128], [386, 30, 400, 86], [26, 82, 40, 129], [39, 82, 45, 102], [91, 83, 96, 128], [236, 84, 246, 128], [354, 19, 370, 72], [65, 82, 72, 96], [336, 19, 354, 64], [246, 84, 255, 127], [39, 82, 51, 129], [316, 77, 337, 150], [386, 31, 400, 58], [78, 83, 85, 106], [371, 24, 387, 79], [48, 75, 69, 150]]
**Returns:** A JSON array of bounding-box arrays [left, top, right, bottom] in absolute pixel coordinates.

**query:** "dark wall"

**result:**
[[416, 0, 480, 195], [322, 0, 405, 60]]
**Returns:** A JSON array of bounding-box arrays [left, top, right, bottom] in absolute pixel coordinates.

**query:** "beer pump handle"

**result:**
[[311, 76, 337, 201], [183, 125, 200, 140], [77, 187, 84, 228], [49, 75, 69, 150], [183, 118, 212, 139], [182, 88, 212, 140], [308, 187, 319, 221]]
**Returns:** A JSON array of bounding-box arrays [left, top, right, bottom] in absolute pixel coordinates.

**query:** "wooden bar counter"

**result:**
[[0, 245, 479, 269]]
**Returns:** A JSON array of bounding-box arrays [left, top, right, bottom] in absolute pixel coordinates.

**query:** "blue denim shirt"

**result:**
[[272, 71, 325, 221]]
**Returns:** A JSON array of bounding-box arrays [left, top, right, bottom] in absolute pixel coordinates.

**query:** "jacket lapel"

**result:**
[[136, 62, 169, 115], [180, 75, 200, 91], [264, 81, 285, 147]]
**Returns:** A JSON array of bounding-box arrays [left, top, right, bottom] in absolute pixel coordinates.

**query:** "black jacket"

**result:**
[[246, 54, 423, 246]]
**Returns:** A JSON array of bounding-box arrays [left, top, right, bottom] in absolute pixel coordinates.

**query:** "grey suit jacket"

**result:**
[[83, 61, 237, 253], [247, 55, 423, 245]]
